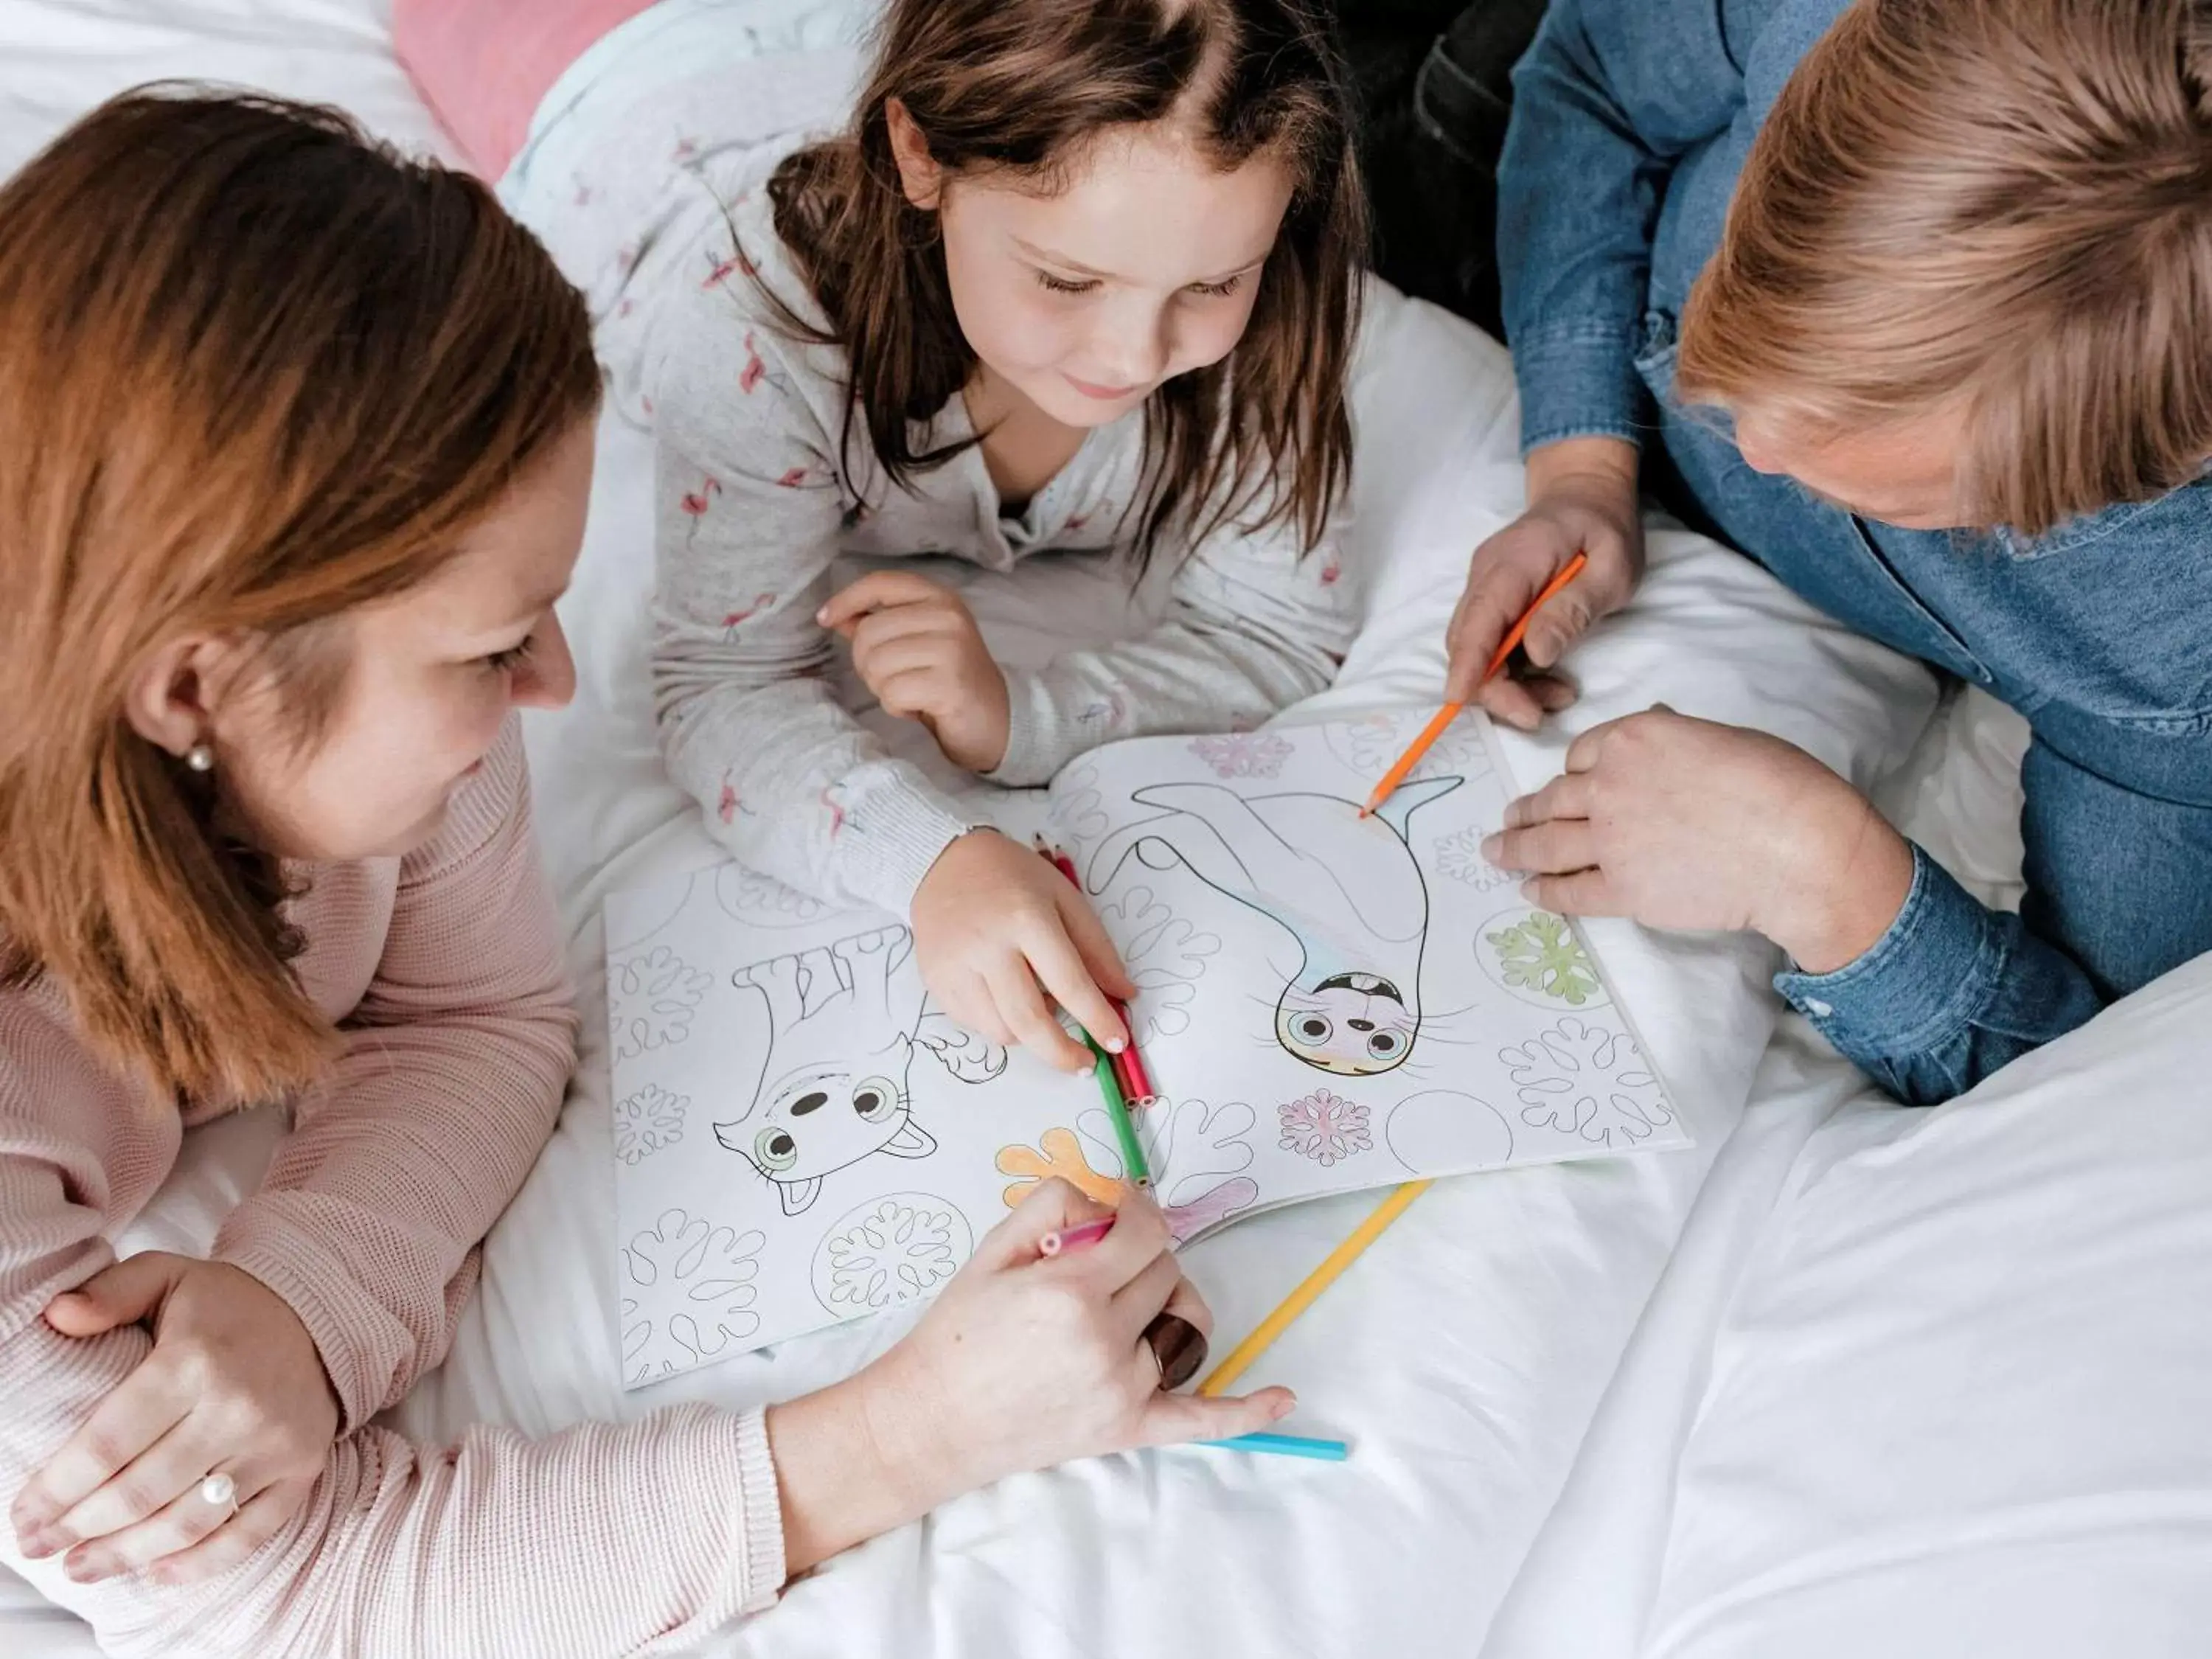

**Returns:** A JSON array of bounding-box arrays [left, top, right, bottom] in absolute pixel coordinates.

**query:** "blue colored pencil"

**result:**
[[1196, 1430, 1350, 1461]]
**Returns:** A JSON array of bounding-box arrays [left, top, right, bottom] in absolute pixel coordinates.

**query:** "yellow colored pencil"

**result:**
[[1197, 1179, 1433, 1397]]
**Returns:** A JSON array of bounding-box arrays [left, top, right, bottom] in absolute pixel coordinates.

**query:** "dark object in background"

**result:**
[[1329, 0, 1551, 342]]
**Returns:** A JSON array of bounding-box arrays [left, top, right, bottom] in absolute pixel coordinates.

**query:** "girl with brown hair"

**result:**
[[0, 88, 1281, 1656], [1453, 0, 2212, 1105], [585, 0, 1368, 1074]]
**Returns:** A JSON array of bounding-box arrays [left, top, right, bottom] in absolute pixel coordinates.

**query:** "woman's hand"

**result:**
[[1446, 436, 1645, 728], [10, 1254, 339, 1586], [912, 829, 1135, 1070], [1483, 708, 1916, 972], [767, 1181, 1292, 1576], [821, 571, 1012, 773]]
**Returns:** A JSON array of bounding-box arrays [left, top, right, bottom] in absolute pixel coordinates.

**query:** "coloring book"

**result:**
[[606, 710, 1689, 1386]]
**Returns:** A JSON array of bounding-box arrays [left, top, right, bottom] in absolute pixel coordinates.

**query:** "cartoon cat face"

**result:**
[[1275, 973, 1417, 1077], [713, 1059, 937, 1216]]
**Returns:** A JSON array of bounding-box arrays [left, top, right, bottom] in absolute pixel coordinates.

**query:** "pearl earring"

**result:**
[[184, 742, 215, 773]]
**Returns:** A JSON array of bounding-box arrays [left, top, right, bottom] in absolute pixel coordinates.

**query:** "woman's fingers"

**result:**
[[1137, 1383, 1296, 1448], [44, 1416, 227, 1552], [1107, 1252, 1183, 1337], [1486, 818, 1598, 875], [1158, 1267, 1214, 1342], [58, 1464, 249, 1584], [973, 1178, 1107, 1270], [12, 1363, 189, 1552], [40, 1251, 188, 1339], [147, 1478, 305, 1587], [1522, 867, 1621, 916]]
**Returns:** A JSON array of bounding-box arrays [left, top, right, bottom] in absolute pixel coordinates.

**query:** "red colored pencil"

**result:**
[[1044, 847, 1161, 1104]]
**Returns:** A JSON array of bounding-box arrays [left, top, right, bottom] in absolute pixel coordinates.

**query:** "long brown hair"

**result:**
[[0, 88, 598, 1107], [764, 0, 1365, 566], [1677, 0, 2212, 537]]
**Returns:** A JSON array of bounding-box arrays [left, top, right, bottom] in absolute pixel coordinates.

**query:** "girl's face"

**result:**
[[891, 105, 1294, 431], [156, 420, 594, 864]]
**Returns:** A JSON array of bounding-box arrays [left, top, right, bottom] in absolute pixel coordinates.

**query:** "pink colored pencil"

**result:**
[[1039, 1216, 1116, 1257]]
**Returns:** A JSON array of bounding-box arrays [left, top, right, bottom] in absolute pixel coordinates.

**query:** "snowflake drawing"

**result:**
[[1324, 712, 1495, 785], [1070, 1096, 1256, 1203], [1500, 1017, 1673, 1149], [1046, 761, 1110, 846], [613, 1083, 687, 1166], [1099, 884, 1220, 1040], [1479, 909, 1607, 1007], [714, 863, 830, 930], [1434, 825, 1519, 892], [1189, 731, 1295, 779], [1324, 713, 1405, 777], [620, 1209, 767, 1385], [811, 1194, 971, 1316], [1277, 1089, 1374, 1166], [609, 946, 716, 1060]]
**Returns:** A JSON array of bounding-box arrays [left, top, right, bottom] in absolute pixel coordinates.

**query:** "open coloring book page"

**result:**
[[606, 711, 1688, 1386]]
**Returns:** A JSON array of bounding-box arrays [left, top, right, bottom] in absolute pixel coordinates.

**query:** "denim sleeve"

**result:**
[[1773, 844, 2108, 1106], [1497, 0, 1756, 453]]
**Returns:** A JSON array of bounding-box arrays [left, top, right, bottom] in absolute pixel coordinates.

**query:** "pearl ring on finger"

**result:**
[[198, 1473, 237, 1516]]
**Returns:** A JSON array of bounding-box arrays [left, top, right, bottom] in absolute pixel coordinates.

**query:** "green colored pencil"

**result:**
[[1085, 1034, 1152, 1189]]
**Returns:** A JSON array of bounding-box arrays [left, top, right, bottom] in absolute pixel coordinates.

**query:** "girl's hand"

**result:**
[[912, 829, 1135, 1071], [1446, 436, 1645, 728], [821, 571, 1012, 773], [767, 1181, 1293, 1576], [1482, 708, 1916, 972], [10, 1254, 339, 1586]]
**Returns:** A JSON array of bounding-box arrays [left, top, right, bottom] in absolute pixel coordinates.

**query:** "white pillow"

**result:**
[[1645, 950, 2212, 1659]]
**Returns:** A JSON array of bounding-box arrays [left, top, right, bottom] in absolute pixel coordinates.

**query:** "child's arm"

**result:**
[[647, 291, 978, 916], [986, 512, 1359, 787]]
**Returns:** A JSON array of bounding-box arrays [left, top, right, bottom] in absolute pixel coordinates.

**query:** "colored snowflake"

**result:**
[[1277, 1089, 1373, 1166], [1190, 731, 1294, 779], [613, 1083, 687, 1165], [1485, 912, 1602, 1005]]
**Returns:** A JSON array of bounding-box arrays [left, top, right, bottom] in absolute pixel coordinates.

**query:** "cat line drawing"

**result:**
[[714, 925, 1004, 1216], [1085, 776, 1462, 1077]]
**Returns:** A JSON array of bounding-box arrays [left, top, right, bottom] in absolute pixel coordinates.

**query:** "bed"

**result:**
[[7, 5, 2210, 1657]]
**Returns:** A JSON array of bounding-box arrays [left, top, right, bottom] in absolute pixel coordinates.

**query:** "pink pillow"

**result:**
[[393, 0, 661, 178]]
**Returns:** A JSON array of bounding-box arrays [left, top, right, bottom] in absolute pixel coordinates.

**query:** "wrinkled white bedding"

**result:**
[[16, 8, 2205, 1659]]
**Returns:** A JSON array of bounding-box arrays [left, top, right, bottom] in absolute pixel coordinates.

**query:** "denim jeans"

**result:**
[[1498, 0, 2209, 1102]]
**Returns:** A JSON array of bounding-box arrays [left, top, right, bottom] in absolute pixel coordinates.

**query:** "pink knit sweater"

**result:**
[[0, 723, 785, 1656]]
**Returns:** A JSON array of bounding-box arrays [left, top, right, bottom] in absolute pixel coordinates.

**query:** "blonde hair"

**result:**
[[0, 89, 598, 1107], [1677, 0, 2212, 535]]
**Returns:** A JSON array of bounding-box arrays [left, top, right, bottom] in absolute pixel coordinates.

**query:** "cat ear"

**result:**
[[779, 1177, 822, 1215], [883, 1120, 937, 1159]]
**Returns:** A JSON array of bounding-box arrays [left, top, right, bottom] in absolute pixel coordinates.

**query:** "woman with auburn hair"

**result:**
[[1453, 0, 2212, 1105], [0, 88, 1281, 1658]]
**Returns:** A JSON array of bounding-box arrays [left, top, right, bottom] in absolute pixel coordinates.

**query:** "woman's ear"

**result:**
[[122, 633, 238, 759], [884, 97, 943, 211]]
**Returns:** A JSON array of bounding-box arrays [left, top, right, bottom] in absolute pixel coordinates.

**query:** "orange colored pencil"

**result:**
[[1359, 552, 1589, 818]]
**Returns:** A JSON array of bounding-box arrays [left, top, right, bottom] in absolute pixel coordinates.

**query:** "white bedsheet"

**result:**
[[10, 7, 2170, 1659]]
